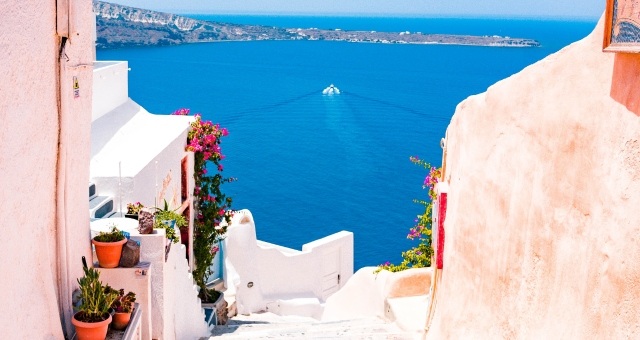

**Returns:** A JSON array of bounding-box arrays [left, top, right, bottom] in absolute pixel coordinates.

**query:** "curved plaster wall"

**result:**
[[429, 17, 640, 338], [223, 210, 354, 316]]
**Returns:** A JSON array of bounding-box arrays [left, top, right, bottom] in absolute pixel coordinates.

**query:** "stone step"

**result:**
[[90, 195, 114, 219], [265, 298, 323, 319], [207, 313, 417, 339], [385, 295, 429, 333]]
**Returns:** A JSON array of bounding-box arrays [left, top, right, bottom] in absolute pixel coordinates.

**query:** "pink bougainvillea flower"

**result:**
[[172, 108, 190, 116]]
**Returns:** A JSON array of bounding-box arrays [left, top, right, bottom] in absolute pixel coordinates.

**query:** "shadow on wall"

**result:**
[[611, 53, 640, 117]]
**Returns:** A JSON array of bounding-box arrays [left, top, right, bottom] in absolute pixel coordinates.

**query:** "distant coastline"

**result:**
[[93, 1, 540, 49]]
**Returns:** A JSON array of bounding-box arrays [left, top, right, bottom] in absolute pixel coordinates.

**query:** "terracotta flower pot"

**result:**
[[72, 312, 111, 340], [92, 238, 127, 268], [112, 311, 132, 331]]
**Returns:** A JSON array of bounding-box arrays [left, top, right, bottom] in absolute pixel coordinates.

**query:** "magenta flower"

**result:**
[[408, 229, 419, 238], [172, 108, 190, 116]]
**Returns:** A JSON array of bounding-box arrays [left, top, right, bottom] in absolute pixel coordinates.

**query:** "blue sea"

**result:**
[[97, 17, 597, 270]]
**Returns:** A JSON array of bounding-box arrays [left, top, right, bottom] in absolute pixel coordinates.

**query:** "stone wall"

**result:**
[[429, 16, 640, 338]]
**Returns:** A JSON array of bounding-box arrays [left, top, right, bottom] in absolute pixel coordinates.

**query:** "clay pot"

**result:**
[[72, 312, 111, 340], [111, 311, 132, 331], [92, 238, 127, 268]]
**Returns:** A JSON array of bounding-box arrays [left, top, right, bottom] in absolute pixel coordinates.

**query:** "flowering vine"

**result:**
[[377, 156, 441, 272], [173, 108, 233, 300]]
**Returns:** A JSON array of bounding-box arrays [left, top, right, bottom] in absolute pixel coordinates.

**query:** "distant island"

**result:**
[[93, 1, 541, 49]]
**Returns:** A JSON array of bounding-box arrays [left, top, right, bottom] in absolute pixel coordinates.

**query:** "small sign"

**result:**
[[73, 76, 80, 98]]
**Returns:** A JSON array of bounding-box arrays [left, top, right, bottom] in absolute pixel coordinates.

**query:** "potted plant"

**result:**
[[153, 199, 185, 259], [72, 265, 119, 340], [92, 225, 127, 268], [153, 199, 185, 243], [201, 287, 228, 326], [125, 202, 144, 220], [111, 289, 136, 330]]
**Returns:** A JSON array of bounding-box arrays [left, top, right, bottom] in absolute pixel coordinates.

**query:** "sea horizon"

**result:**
[[160, 11, 601, 22]]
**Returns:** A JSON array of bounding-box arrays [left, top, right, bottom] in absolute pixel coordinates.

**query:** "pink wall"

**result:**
[[0, 0, 94, 337], [429, 17, 640, 338]]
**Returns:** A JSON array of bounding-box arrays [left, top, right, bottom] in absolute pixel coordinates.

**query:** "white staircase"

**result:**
[[207, 313, 418, 339], [89, 181, 118, 220], [165, 241, 210, 339]]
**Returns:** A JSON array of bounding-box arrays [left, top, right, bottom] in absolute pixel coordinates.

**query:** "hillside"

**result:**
[[93, 1, 540, 49]]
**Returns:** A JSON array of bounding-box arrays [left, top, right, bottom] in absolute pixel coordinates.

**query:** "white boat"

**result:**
[[322, 84, 341, 95]]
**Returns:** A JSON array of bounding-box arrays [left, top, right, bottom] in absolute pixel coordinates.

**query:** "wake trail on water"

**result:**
[[346, 92, 450, 124], [221, 90, 318, 122], [220, 88, 449, 128]]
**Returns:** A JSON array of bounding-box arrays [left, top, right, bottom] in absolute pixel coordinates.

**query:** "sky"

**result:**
[[105, 0, 604, 20]]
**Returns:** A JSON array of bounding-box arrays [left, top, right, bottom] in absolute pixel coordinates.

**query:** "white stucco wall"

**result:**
[[93, 61, 129, 121], [98, 264, 153, 340], [90, 99, 193, 212], [322, 266, 432, 334], [0, 0, 94, 337], [166, 241, 210, 339], [125, 228, 208, 339], [223, 210, 354, 316]]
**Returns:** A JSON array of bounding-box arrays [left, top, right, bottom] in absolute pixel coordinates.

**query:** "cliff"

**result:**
[[429, 16, 640, 338], [93, 1, 297, 48], [93, 1, 539, 49]]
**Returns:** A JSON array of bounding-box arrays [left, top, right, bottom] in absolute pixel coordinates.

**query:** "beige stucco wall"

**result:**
[[429, 16, 640, 338], [0, 0, 94, 337]]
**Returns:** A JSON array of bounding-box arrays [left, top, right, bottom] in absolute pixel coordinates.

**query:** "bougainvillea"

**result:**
[[377, 156, 441, 273], [173, 108, 233, 301]]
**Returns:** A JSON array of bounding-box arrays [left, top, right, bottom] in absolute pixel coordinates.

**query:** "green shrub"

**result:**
[[153, 199, 186, 244], [76, 266, 119, 322], [93, 225, 125, 243], [377, 157, 441, 273]]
